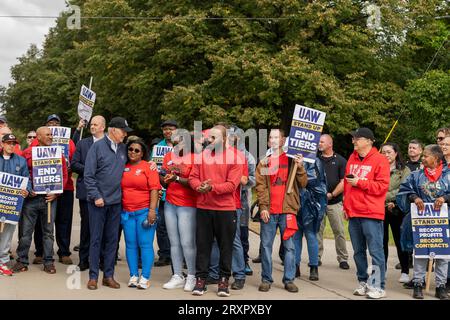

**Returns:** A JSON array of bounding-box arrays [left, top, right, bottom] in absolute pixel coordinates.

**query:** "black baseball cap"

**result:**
[[109, 117, 133, 132], [0, 116, 7, 124], [2, 134, 18, 143], [160, 120, 178, 128], [351, 128, 375, 141], [46, 114, 61, 123]]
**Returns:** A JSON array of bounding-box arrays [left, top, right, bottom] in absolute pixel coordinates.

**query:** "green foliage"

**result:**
[[0, 0, 448, 156]]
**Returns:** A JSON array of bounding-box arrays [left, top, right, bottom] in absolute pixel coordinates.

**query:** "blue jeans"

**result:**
[[348, 218, 386, 289], [209, 209, 246, 280], [121, 208, 157, 279], [260, 214, 295, 284], [294, 226, 319, 267], [164, 202, 196, 277]]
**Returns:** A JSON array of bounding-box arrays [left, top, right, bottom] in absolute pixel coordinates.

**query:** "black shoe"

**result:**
[[206, 276, 219, 285], [244, 263, 253, 276], [99, 262, 104, 272], [154, 257, 171, 267], [309, 266, 319, 281], [295, 265, 301, 278], [231, 279, 245, 290], [217, 277, 230, 297], [78, 262, 89, 271], [435, 285, 449, 300], [339, 261, 350, 270], [413, 283, 424, 299], [252, 255, 261, 263], [73, 244, 80, 252], [192, 278, 207, 296], [395, 263, 401, 270], [318, 260, 322, 266]]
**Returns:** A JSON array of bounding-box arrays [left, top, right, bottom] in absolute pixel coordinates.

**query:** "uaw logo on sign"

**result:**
[[77, 85, 96, 122], [32, 146, 64, 195], [49, 126, 71, 161], [411, 203, 450, 259], [152, 145, 172, 168], [0, 172, 29, 225]]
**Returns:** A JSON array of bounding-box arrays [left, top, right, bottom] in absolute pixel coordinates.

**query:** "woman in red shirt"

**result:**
[[161, 132, 197, 292], [121, 138, 160, 290]]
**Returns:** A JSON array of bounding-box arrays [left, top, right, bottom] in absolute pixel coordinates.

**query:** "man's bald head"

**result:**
[[36, 126, 53, 146], [90, 115, 106, 138], [319, 134, 333, 154]]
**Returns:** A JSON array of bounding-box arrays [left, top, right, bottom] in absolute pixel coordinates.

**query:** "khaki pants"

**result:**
[[318, 202, 348, 263]]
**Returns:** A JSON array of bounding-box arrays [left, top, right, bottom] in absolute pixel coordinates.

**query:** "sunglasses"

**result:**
[[128, 147, 142, 153], [437, 137, 445, 141], [27, 136, 36, 139]]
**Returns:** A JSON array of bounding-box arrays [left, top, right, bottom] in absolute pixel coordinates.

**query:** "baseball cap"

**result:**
[[109, 117, 133, 132], [46, 114, 61, 123], [2, 134, 18, 143], [160, 120, 178, 128], [351, 128, 375, 141], [0, 116, 7, 124]]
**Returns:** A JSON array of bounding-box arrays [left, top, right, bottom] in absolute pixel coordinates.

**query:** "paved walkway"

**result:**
[[0, 201, 435, 300]]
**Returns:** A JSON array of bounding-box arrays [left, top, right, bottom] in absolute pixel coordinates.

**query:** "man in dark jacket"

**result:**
[[84, 117, 131, 290], [71, 115, 106, 271]]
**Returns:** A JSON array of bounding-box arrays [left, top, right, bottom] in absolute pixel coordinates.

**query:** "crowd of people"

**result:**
[[0, 114, 449, 300]]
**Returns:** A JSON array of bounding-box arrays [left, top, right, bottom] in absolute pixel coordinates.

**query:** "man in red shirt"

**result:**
[[189, 125, 242, 297], [255, 128, 307, 293], [344, 128, 390, 299]]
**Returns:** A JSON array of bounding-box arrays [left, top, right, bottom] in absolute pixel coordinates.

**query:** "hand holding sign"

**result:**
[[414, 197, 425, 212], [434, 197, 446, 211]]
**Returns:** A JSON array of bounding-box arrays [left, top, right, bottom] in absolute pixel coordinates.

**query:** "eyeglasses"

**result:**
[[437, 137, 445, 141], [128, 147, 142, 153], [27, 136, 36, 139]]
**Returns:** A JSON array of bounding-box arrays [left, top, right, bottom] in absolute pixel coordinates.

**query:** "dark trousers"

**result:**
[[196, 209, 237, 279], [156, 200, 171, 259], [383, 207, 409, 274], [88, 202, 121, 280], [240, 226, 250, 263], [79, 199, 90, 265], [33, 191, 74, 258]]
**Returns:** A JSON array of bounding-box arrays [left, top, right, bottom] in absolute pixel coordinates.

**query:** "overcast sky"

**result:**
[[0, 0, 67, 88]]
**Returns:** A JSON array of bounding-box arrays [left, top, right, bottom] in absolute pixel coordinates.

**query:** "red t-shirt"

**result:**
[[121, 161, 161, 212], [269, 152, 289, 214], [162, 152, 197, 208]]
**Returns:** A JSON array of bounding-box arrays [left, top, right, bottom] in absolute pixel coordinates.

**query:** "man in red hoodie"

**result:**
[[189, 125, 242, 297], [343, 127, 390, 299]]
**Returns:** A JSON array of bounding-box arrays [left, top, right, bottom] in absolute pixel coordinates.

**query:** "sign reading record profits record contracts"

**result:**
[[32, 146, 64, 195], [287, 105, 326, 163], [0, 172, 29, 225], [411, 203, 450, 259]]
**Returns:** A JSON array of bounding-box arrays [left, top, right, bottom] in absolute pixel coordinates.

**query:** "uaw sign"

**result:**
[[49, 126, 71, 160], [32, 146, 64, 195], [152, 145, 173, 168], [0, 173, 28, 225], [287, 105, 326, 163], [411, 203, 450, 259], [78, 85, 96, 122]]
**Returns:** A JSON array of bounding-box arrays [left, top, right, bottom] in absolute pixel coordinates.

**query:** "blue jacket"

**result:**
[[71, 136, 94, 200], [0, 153, 32, 193], [84, 136, 127, 205], [297, 159, 327, 232], [396, 166, 450, 252]]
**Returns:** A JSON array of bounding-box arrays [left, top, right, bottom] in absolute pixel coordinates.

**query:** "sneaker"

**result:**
[[128, 275, 139, 288], [366, 287, 386, 299], [137, 276, 150, 289], [11, 261, 28, 273], [231, 279, 245, 290], [258, 281, 271, 292], [192, 278, 207, 296], [435, 285, 449, 300], [413, 283, 424, 299], [403, 280, 414, 289], [339, 261, 350, 270], [309, 266, 319, 281], [217, 277, 230, 297], [284, 281, 299, 293], [184, 275, 196, 292], [0, 264, 13, 276], [252, 255, 261, 263], [206, 276, 219, 285], [43, 263, 56, 274], [244, 263, 253, 276], [353, 282, 369, 296], [399, 273, 410, 283], [163, 274, 185, 289]]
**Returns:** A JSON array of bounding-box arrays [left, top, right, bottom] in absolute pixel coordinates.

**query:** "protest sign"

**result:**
[[32, 146, 64, 195], [77, 85, 96, 122], [49, 126, 71, 160], [0, 172, 29, 226], [411, 203, 450, 259], [152, 145, 173, 168], [287, 104, 326, 164]]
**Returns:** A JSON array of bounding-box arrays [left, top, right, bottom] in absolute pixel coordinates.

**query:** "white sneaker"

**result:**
[[184, 275, 196, 292], [353, 282, 369, 296], [366, 287, 386, 299], [399, 273, 410, 283], [128, 275, 139, 288], [137, 276, 150, 290], [163, 274, 185, 289]]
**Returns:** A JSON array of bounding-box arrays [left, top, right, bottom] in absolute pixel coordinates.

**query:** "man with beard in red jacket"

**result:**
[[343, 128, 390, 300]]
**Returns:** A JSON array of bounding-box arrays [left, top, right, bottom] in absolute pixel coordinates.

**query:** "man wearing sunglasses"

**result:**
[[436, 127, 450, 148], [25, 131, 37, 148]]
